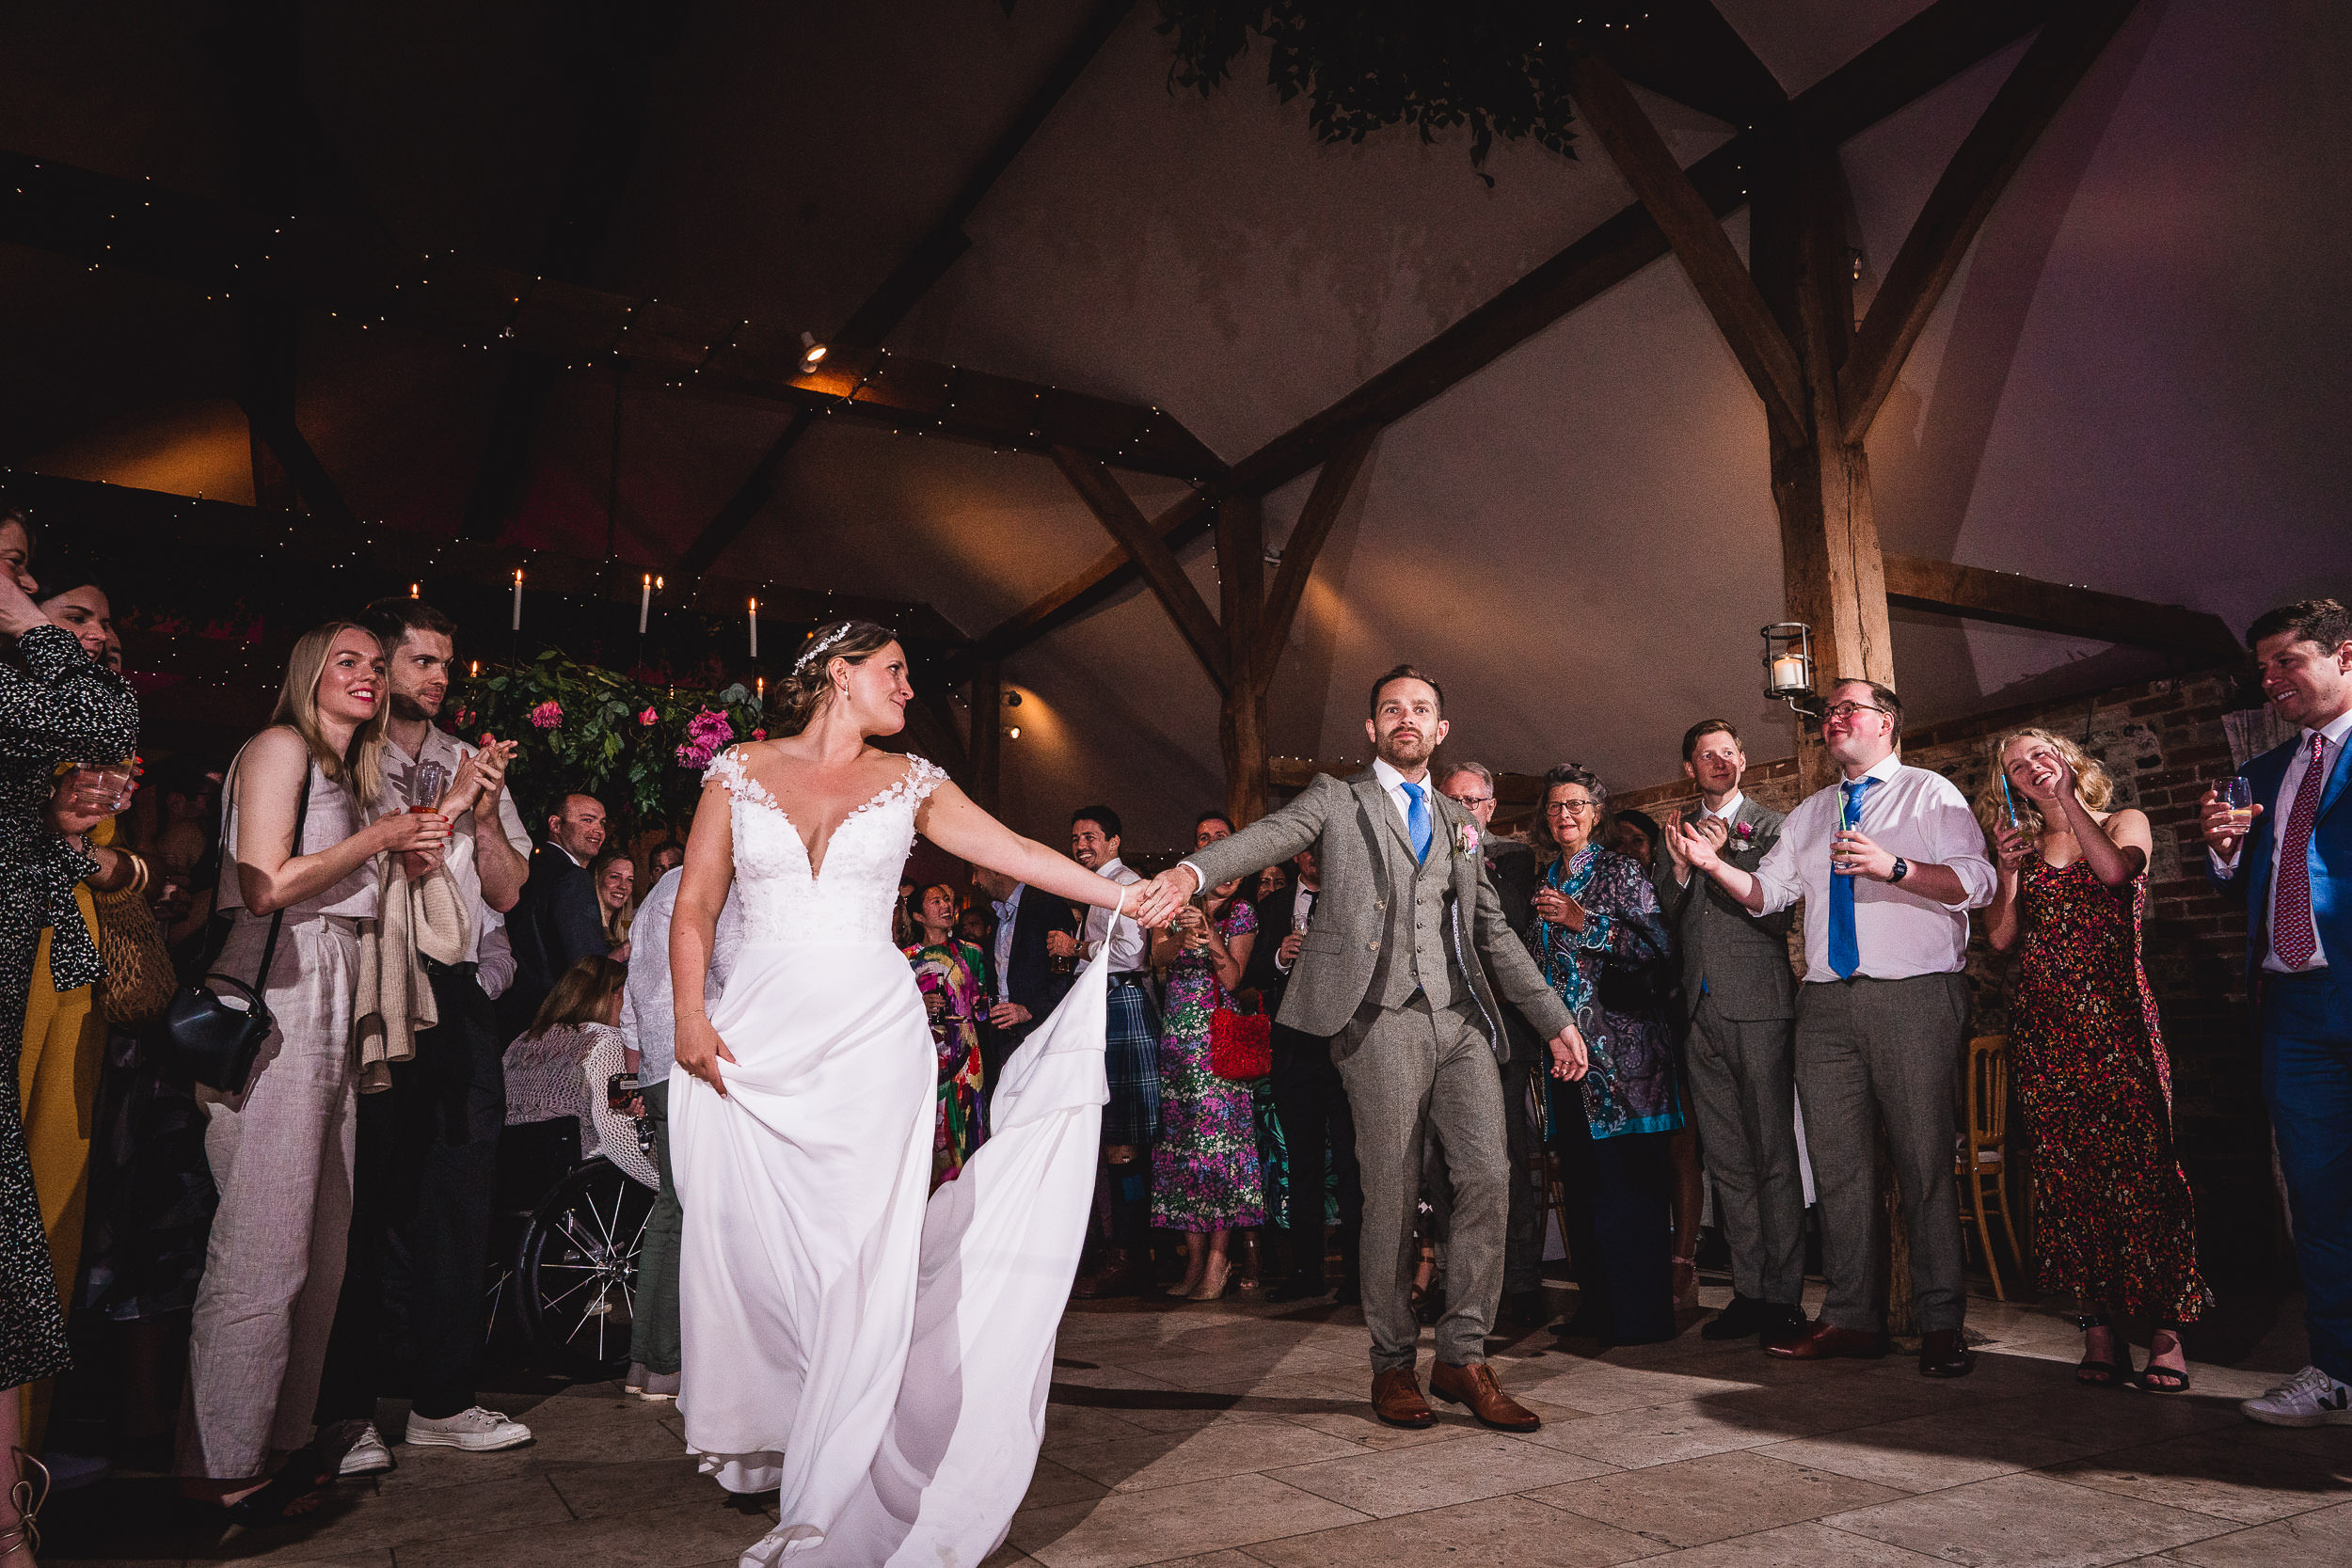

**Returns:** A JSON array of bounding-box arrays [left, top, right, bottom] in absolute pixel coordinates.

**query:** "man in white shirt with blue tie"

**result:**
[[1673, 677, 1994, 1377]]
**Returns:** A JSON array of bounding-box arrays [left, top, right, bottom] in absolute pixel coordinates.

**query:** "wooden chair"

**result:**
[[1955, 1033, 2025, 1299]]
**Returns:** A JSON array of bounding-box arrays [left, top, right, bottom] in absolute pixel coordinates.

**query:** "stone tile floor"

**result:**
[[46, 1282, 2351, 1568]]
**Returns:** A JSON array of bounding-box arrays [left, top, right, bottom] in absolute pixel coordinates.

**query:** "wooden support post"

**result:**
[[1215, 496, 1269, 827], [969, 660, 1004, 816], [1753, 141, 1895, 797], [1052, 446, 1231, 689]]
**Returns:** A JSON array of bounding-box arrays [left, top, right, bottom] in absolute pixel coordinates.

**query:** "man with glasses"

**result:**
[[1657, 721, 1804, 1345], [1435, 760, 1549, 1333], [1669, 679, 1993, 1376]]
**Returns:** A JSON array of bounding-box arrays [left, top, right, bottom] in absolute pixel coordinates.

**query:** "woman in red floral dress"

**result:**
[[1980, 728, 2205, 1391]]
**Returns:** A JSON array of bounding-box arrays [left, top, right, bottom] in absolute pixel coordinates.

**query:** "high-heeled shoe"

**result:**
[[3, 1450, 50, 1564], [2074, 1312, 2123, 1387], [1188, 1253, 1233, 1301]]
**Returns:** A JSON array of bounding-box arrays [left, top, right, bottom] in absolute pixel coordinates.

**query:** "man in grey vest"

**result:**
[[1656, 720, 1804, 1345], [1146, 666, 1586, 1432]]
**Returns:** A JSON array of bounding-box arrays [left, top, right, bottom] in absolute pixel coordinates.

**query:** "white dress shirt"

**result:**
[[384, 728, 533, 964], [1371, 756, 1435, 840], [618, 867, 745, 1085], [1676, 790, 1747, 886], [2215, 706, 2352, 973], [1081, 857, 1147, 973], [1751, 752, 1996, 981], [991, 884, 1024, 988]]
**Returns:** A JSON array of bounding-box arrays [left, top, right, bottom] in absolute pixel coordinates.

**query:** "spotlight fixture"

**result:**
[[1004, 690, 1023, 707], [1005, 725, 1022, 740], [799, 331, 827, 373]]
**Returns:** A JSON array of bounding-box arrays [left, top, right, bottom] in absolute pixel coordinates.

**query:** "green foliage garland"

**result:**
[[1156, 0, 1638, 182], [449, 650, 767, 836]]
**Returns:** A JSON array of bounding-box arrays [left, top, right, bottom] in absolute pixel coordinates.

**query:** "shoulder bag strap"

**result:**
[[249, 756, 315, 993]]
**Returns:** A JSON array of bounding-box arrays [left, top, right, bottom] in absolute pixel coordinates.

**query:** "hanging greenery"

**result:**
[[1155, 1, 1639, 182], [449, 650, 767, 836]]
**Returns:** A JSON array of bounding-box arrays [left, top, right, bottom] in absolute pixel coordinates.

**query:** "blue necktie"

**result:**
[[1827, 776, 1879, 978], [1402, 780, 1434, 863]]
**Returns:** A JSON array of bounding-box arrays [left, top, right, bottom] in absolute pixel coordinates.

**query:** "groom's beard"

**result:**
[[1375, 728, 1432, 769]]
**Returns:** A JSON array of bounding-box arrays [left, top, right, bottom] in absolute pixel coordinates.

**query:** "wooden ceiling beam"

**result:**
[[1594, 0, 1788, 126], [1051, 446, 1230, 689], [1255, 426, 1375, 681], [1882, 553, 2241, 661], [1565, 46, 1808, 446], [236, 398, 358, 530], [1838, 0, 2140, 445]]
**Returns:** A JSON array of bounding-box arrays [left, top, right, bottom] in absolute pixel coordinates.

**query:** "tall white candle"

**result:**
[[748, 596, 758, 658], [639, 574, 652, 635], [512, 569, 524, 631]]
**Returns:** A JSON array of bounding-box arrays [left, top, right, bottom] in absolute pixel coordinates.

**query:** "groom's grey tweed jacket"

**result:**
[[1184, 769, 1572, 1055]]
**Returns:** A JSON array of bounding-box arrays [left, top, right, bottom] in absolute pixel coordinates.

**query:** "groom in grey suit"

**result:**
[[1657, 720, 1804, 1345], [1152, 667, 1585, 1432]]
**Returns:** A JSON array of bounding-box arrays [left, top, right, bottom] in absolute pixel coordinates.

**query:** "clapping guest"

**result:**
[[1980, 728, 2202, 1391], [183, 623, 451, 1498], [1149, 812, 1263, 1300], [1672, 678, 1994, 1377], [2203, 600, 2352, 1428], [0, 515, 138, 1537], [592, 848, 636, 961], [1528, 767, 1682, 1346], [904, 884, 988, 1189]]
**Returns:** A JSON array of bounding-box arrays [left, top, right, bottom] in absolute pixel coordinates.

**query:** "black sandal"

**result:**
[[2138, 1324, 2191, 1393], [2074, 1313, 2124, 1387], [223, 1420, 371, 1527]]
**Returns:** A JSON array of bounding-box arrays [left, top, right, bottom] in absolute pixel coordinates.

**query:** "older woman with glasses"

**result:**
[[1527, 765, 1682, 1346]]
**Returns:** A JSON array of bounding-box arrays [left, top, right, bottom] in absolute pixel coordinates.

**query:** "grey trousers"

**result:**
[[1795, 973, 1971, 1335], [1501, 1046, 1543, 1294], [629, 1080, 682, 1376], [1333, 994, 1508, 1371], [1685, 995, 1804, 1306], [183, 915, 359, 1479]]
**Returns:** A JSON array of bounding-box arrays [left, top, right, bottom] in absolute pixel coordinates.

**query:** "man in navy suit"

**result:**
[[2204, 598, 2352, 1427], [971, 865, 1077, 1103]]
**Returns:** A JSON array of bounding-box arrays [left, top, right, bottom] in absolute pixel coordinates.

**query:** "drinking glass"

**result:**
[[2220, 776, 2255, 835], [60, 761, 136, 816], [409, 760, 450, 814]]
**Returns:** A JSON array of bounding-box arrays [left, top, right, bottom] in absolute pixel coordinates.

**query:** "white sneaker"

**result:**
[[2240, 1364, 2352, 1427], [637, 1369, 680, 1402], [339, 1423, 395, 1476], [404, 1407, 534, 1451]]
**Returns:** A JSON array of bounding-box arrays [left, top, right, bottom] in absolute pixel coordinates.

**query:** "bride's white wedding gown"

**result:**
[[672, 749, 1111, 1568]]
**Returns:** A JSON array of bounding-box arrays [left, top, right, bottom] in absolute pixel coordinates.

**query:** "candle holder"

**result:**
[[1761, 622, 1821, 718]]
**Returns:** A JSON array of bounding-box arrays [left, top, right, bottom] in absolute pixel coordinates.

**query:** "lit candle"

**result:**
[[408, 581, 420, 599], [1770, 653, 1806, 691], [512, 568, 524, 630], [469, 659, 480, 678], [748, 596, 758, 658], [639, 573, 652, 635], [755, 675, 765, 704]]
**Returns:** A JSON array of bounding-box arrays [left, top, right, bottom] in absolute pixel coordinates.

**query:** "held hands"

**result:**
[[2199, 787, 2262, 859], [1121, 876, 1185, 930], [1532, 884, 1587, 931], [1832, 828, 1898, 882], [675, 1013, 739, 1097], [1547, 1022, 1590, 1082]]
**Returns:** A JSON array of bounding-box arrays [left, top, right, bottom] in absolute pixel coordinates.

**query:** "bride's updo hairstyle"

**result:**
[[771, 618, 899, 736]]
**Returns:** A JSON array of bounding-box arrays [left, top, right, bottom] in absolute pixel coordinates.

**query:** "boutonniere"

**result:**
[[1732, 820, 1756, 847], [1456, 821, 1480, 857]]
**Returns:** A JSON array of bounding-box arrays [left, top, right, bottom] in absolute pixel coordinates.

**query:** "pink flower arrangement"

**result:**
[[638, 705, 660, 726], [753, 728, 767, 740], [1457, 821, 1480, 856], [675, 708, 736, 769], [529, 701, 564, 730]]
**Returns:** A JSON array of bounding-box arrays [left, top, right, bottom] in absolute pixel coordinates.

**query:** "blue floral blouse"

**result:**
[[1529, 844, 1683, 1141]]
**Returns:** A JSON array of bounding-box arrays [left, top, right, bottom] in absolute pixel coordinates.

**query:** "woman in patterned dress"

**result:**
[[1148, 865, 1263, 1301], [905, 882, 988, 1189], [0, 512, 139, 1560], [1980, 727, 2204, 1391], [1526, 766, 1682, 1347]]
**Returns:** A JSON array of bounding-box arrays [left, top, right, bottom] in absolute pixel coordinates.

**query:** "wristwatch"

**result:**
[[1888, 856, 1911, 885]]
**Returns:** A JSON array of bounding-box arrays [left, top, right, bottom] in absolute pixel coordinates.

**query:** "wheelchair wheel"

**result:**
[[517, 1160, 654, 1381]]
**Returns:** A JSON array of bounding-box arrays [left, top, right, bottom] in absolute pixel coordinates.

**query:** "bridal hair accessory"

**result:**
[[794, 623, 859, 673]]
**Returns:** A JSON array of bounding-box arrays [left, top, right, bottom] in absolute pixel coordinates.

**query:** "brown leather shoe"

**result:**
[[1371, 1366, 1434, 1429], [1071, 1249, 1139, 1300], [1428, 1359, 1542, 1432], [1763, 1319, 1887, 1361], [1918, 1328, 1976, 1378]]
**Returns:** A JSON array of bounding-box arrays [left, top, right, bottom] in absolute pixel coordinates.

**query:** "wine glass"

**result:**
[[2219, 776, 2255, 835]]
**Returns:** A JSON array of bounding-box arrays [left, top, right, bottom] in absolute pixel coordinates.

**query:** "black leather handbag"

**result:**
[[159, 760, 309, 1094]]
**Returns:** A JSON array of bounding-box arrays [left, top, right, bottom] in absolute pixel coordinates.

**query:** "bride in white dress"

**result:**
[[667, 620, 1182, 1568]]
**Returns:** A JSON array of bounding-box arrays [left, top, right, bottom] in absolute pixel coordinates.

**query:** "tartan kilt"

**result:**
[[1102, 979, 1163, 1148]]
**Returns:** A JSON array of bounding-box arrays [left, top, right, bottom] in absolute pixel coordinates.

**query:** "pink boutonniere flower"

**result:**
[[1732, 820, 1756, 844], [1457, 821, 1480, 856]]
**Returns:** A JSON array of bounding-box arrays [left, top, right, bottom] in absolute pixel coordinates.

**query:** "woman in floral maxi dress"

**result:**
[[1150, 880, 1262, 1299], [1981, 728, 2204, 1391], [904, 884, 988, 1190]]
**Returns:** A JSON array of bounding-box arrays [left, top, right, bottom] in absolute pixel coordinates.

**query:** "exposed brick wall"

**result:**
[[1604, 672, 2281, 1285]]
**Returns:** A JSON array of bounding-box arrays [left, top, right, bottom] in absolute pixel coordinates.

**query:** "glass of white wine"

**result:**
[[2219, 776, 2255, 835]]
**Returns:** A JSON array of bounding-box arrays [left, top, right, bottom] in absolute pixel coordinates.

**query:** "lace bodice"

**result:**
[[706, 748, 950, 944]]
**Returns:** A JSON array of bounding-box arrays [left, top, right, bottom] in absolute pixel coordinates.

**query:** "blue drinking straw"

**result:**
[[1999, 772, 2021, 828]]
